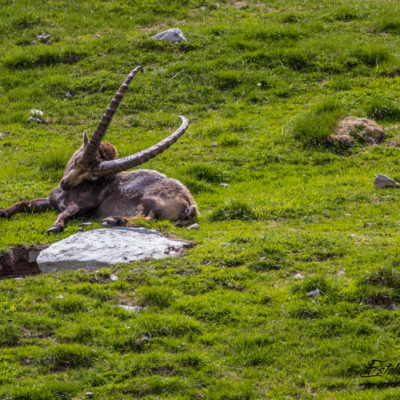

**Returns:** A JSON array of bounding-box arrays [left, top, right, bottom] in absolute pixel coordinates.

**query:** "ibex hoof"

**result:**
[[102, 216, 128, 227], [47, 225, 64, 234]]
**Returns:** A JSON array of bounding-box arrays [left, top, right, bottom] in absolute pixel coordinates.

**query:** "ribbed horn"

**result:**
[[80, 66, 143, 166], [93, 116, 188, 176]]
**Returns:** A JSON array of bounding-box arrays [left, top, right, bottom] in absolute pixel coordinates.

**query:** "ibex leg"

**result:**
[[0, 198, 51, 218], [47, 202, 81, 234]]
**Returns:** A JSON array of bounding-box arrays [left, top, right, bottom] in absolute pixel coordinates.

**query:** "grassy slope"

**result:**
[[2, 0, 400, 398]]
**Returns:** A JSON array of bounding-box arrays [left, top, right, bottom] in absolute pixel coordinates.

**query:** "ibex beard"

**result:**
[[0, 66, 199, 233]]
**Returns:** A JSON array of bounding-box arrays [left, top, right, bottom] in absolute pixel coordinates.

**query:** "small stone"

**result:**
[[30, 109, 44, 116], [79, 222, 93, 227], [55, 295, 63, 299], [65, 92, 73, 98], [141, 334, 150, 343], [151, 28, 187, 42], [212, 142, 219, 147], [219, 242, 230, 246], [294, 273, 304, 279], [110, 274, 118, 281], [219, 183, 230, 187], [187, 223, 200, 230], [27, 116, 42, 124], [0, 132, 6, 137], [28, 249, 41, 263], [374, 174, 400, 189], [36, 33, 51, 43], [307, 289, 321, 298], [119, 305, 144, 313], [388, 303, 398, 311]]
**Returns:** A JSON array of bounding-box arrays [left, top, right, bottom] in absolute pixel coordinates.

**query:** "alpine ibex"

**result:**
[[0, 66, 199, 233]]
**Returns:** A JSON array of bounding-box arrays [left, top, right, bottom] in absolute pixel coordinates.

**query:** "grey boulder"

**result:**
[[374, 174, 400, 189], [37, 227, 187, 273], [151, 28, 187, 42]]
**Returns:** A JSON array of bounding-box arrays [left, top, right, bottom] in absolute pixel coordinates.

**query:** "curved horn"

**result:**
[[92, 116, 188, 176], [80, 65, 143, 165]]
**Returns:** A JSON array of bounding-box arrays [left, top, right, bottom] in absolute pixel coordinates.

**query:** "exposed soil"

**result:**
[[331, 117, 385, 147], [0, 245, 47, 279]]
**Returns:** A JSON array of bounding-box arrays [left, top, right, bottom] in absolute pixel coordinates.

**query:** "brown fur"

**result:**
[[0, 144, 199, 233], [0, 68, 198, 233], [96, 142, 118, 162]]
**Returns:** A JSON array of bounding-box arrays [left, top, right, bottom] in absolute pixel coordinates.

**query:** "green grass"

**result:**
[[365, 98, 400, 121], [2, 0, 400, 398], [292, 98, 347, 146]]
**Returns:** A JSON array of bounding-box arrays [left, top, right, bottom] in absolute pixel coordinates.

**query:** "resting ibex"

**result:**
[[0, 66, 199, 233]]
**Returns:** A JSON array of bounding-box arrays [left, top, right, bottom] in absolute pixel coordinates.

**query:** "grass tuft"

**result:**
[[352, 44, 391, 67], [186, 164, 231, 184], [136, 286, 175, 308], [374, 17, 400, 34], [3, 47, 86, 69], [40, 343, 98, 369], [365, 98, 400, 121], [292, 99, 346, 146], [0, 323, 21, 346], [210, 200, 256, 221], [50, 294, 88, 314]]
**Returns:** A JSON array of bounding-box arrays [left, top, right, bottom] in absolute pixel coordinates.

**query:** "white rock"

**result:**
[[30, 109, 44, 116], [118, 305, 145, 313], [0, 132, 6, 137], [27, 116, 42, 124], [151, 28, 187, 42], [307, 289, 321, 298], [374, 174, 400, 189], [37, 227, 187, 273], [187, 223, 200, 230], [36, 33, 51, 43], [110, 274, 118, 281]]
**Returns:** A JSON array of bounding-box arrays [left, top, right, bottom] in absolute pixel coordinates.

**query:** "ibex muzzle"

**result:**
[[0, 66, 199, 233]]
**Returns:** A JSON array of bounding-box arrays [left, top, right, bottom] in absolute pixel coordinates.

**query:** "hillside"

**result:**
[[1, 0, 400, 398]]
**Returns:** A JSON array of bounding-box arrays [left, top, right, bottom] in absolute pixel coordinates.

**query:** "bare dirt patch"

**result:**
[[331, 117, 385, 147], [0, 245, 47, 279]]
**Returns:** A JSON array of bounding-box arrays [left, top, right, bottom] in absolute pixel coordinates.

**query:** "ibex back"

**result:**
[[0, 66, 199, 233]]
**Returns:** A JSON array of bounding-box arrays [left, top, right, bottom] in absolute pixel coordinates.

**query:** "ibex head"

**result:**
[[60, 66, 189, 191]]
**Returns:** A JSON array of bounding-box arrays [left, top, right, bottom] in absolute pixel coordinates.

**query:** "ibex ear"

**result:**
[[83, 130, 89, 147]]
